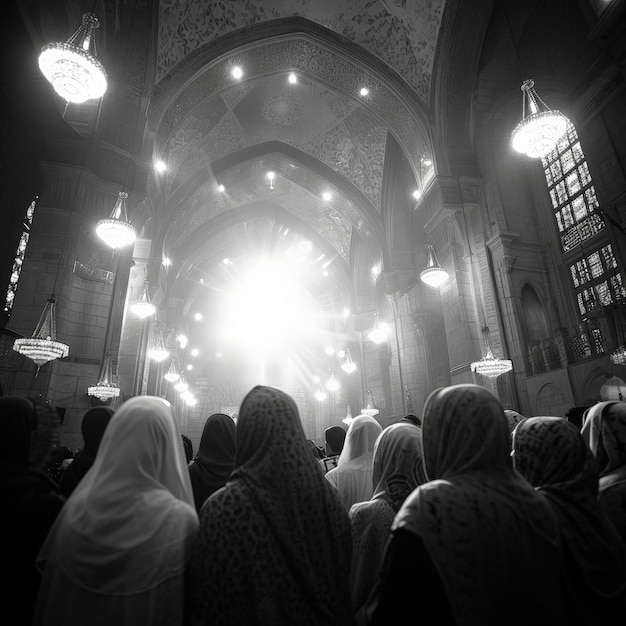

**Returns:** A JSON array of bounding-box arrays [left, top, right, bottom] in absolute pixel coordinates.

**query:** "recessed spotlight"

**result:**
[[194, 312, 203, 321], [322, 191, 332, 202], [162, 256, 171, 267], [191, 348, 199, 357], [186, 364, 193, 371], [218, 183, 225, 192], [288, 72, 297, 84], [412, 189, 422, 200], [231, 65, 243, 79], [359, 87, 369, 97], [154, 160, 167, 173]]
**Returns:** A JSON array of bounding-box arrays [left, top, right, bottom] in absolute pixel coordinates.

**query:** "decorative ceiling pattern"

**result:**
[[156, 0, 446, 101]]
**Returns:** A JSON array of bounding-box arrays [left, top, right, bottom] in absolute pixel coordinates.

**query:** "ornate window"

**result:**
[[4, 198, 36, 313], [542, 124, 624, 317]]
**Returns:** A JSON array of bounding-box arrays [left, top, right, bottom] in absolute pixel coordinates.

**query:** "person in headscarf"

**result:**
[[181, 434, 193, 463], [58, 405, 114, 498], [33, 396, 199, 626], [319, 425, 347, 473], [581, 400, 626, 542], [349, 422, 425, 618], [512, 415, 626, 624], [325, 414, 382, 511], [1, 396, 65, 626], [188, 412, 236, 513], [363, 384, 565, 626], [186, 385, 354, 626]]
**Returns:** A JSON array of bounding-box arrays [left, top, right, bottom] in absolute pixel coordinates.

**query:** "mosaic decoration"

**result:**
[[261, 92, 305, 126], [156, 0, 444, 101]]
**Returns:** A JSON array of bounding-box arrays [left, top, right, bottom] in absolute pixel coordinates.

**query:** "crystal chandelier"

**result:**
[[13, 298, 70, 370], [131, 281, 156, 318], [314, 385, 327, 402], [88, 352, 120, 401], [361, 389, 380, 417], [341, 348, 357, 374], [164, 359, 180, 382], [325, 372, 340, 392], [367, 315, 389, 344], [471, 328, 513, 379], [610, 346, 626, 366], [148, 331, 169, 362], [511, 79, 569, 159], [420, 244, 449, 288], [38, 13, 107, 104], [96, 191, 136, 249], [175, 374, 189, 393], [342, 405, 353, 425]]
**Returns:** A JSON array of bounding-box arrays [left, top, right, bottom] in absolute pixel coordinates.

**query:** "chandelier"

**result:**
[[88, 352, 120, 401], [38, 13, 107, 104], [175, 374, 189, 393], [361, 389, 380, 417], [420, 244, 449, 288], [96, 191, 136, 249], [610, 346, 626, 366], [13, 298, 69, 370], [130, 280, 156, 318], [511, 79, 569, 159], [368, 315, 389, 344], [471, 348, 513, 379], [314, 383, 327, 402], [341, 348, 357, 374], [148, 331, 169, 362], [164, 359, 180, 382], [342, 405, 353, 425]]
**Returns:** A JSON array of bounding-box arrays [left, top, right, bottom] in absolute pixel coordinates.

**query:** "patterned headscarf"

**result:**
[[349, 422, 425, 612], [512, 415, 626, 621], [187, 385, 354, 625], [581, 401, 626, 476], [393, 384, 565, 625], [188, 412, 236, 512]]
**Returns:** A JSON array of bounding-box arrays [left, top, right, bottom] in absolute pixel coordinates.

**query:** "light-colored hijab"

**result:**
[[36, 396, 197, 594]]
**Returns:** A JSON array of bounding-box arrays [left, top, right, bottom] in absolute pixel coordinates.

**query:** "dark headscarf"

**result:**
[[0, 396, 65, 626], [513, 416, 626, 622], [324, 425, 346, 456], [59, 406, 114, 498], [181, 434, 193, 463], [188, 413, 236, 512]]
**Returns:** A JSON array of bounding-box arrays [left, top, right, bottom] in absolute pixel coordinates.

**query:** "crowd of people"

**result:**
[[2, 383, 626, 625]]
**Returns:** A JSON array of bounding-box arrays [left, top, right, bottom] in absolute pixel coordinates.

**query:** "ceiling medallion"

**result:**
[[262, 93, 304, 126]]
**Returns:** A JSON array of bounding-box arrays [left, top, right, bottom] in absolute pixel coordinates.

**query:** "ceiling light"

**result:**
[[130, 281, 156, 318], [175, 375, 188, 392], [412, 189, 422, 200], [420, 244, 449, 289], [191, 348, 199, 356], [314, 385, 328, 402], [96, 191, 136, 249], [322, 191, 332, 201], [154, 160, 167, 173], [38, 12, 107, 103], [267, 171, 275, 190], [511, 79, 569, 158], [288, 72, 297, 84], [471, 327, 513, 379], [341, 348, 357, 374], [231, 66, 243, 79], [359, 87, 369, 96], [186, 364, 193, 371], [13, 297, 69, 370], [87, 352, 120, 401], [164, 359, 180, 382], [325, 372, 340, 392], [148, 331, 169, 362], [218, 184, 225, 192], [177, 334, 188, 349], [194, 312, 203, 321], [367, 317, 389, 344]]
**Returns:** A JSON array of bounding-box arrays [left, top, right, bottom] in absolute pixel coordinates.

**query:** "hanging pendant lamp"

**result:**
[[471, 327, 513, 379], [130, 280, 156, 318], [148, 331, 169, 362], [38, 13, 107, 104], [420, 244, 449, 288], [87, 352, 120, 401], [341, 347, 357, 374], [13, 297, 69, 370], [511, 79, 569, 159], [164, 358, 180, 382], [96, 191, 136, 249]]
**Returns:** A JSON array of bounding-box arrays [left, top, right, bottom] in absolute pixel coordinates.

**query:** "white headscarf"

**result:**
[[36, 396, 197, 594]]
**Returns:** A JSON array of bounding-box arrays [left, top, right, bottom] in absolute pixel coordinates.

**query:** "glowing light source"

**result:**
[[13, 297, 69, 369], [511, 79, 569, 158], [288, 72, 297, 84], [88, 352, 120, 401], [164, 359, 180, 382], [231, 66, 243, 79], [368, 316, 389, 344], [96, 191, 136, 249], [471, 328, 513, 379], [267, 171, 275, 190], [610, 346, 626, 366], [341, 348, 357, 374], [314, 385, 327, 402], [322, 191, 332, 202], [420, 244, 449, 288], [218, 184, 225, 192], [325, 372, 340, 392], [130, 281, 156, 318], [38, 13, 107, 103], [359, 87, 369, 96], [148, 331, 169, 362], [175, 375, 188, 392], [154, 160, 167, 173]]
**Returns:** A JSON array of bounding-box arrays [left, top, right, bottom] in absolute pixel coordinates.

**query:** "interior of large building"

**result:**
[[1, 0, 625, 450]]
